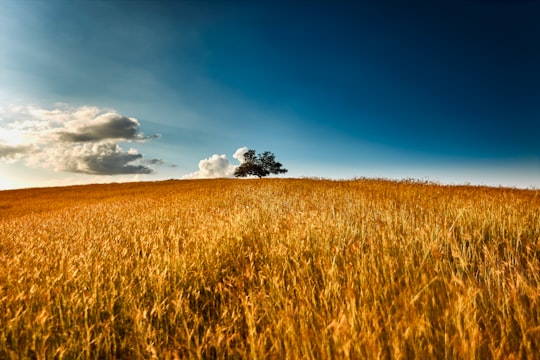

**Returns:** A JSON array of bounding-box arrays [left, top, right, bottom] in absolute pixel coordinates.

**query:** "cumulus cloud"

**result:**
[[58, 114, 144, 142], [0, 144, 34, 161], [183, 147, 248, 179], [47, 143, 154, 175], [0, 104, 161, 175], [183, 154, 235, 179], [233, 146, 249, 164]]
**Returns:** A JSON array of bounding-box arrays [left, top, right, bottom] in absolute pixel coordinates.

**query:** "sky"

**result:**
[[0, 0, 539, 190]]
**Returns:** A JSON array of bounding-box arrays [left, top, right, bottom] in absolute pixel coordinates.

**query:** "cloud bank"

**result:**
[[183, 147, 248, 179], [0, 105, 162, 175]]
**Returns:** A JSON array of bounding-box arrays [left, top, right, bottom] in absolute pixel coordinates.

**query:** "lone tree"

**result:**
[[234, 149, 288, 178]]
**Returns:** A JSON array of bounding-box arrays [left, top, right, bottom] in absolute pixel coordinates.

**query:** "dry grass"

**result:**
[[0, 178, 539, 359]]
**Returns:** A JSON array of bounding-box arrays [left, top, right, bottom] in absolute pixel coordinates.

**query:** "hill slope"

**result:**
[[1, 178, 539, 358]]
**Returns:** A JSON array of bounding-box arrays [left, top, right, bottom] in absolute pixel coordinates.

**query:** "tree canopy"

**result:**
[[234, 149, 288, 178]]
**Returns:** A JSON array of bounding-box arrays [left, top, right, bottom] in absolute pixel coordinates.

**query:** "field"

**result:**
[[0, 178, 539, 359]]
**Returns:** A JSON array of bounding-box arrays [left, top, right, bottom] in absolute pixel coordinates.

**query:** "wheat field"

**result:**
[[0, 178, 539, 359]]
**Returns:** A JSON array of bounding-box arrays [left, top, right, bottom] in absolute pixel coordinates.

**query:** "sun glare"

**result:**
[[0, 177, 13, 190], [0, 127, 25, 146]]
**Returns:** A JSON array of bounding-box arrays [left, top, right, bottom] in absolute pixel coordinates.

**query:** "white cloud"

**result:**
[[183, 147, 247, 179], [0, 104, 162, 175], [233, 146, 249, 164]]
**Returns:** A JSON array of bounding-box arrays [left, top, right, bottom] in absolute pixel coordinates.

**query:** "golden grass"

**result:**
[[0, 178, 539, 359]]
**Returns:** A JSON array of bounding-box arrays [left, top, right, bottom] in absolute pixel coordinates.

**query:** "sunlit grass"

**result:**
[[1, 178, 539, 358]]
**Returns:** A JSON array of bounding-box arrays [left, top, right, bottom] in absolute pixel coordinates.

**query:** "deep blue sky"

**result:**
[[0, 0, 539, 189]]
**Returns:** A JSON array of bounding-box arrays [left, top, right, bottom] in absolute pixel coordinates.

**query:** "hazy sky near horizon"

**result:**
[[0, 0, 539, 190]]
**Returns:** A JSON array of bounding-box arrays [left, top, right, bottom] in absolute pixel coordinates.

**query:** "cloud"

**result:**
[[58, 113, 145, 142], [0, 144, 34, 161], [144, 158, 165, 165], [183, 147, 248, 179], [233, 146, 249, 164], [183, 154, 235, 179], [48, 143, 154, 175], [0, 104, 161, 175]]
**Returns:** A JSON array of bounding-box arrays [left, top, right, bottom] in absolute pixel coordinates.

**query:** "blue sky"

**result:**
[[0, 0, 538, 189]]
